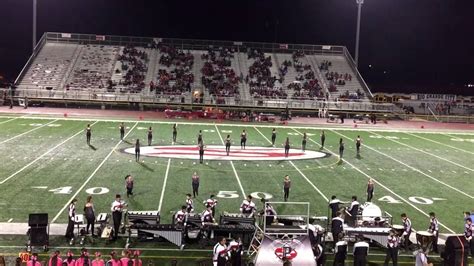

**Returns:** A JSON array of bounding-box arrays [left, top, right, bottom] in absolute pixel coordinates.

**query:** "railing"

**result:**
[[12, 88, 394, 112], [14, 33, 48, 85], [343, 47, 374, 99]]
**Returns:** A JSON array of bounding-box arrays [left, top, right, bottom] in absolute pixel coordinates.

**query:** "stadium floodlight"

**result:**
[[32, 0, 37, 51], [355, 0, 364, 68]]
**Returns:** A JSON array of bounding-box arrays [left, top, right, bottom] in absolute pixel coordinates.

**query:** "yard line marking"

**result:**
[[0, 117, 18, 125], [0, 119, 58, 145], [214, 124, 246, 198], [157, 158, 172, 212], [369, 131, 474, 172], [0, 121, 100, 185], [253, 126, 328, 202], [7, 219, 12, 223], [51, 122, 138, 223], [293, 128, 456, 233], [15, 115, 474, 135], [405, 132, 474, 155], [331, 130, 474, 199]]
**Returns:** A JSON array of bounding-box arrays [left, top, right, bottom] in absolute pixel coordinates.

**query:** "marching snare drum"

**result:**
[[416, 231, 434, 249]]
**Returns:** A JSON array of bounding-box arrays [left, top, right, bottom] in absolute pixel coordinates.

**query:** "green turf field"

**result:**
[[0, 115, 473, 237]]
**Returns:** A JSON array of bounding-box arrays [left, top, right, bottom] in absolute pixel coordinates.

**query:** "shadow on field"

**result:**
[[356, 154, 362, 160], [139, 162, 154, 172], [88, 144, 97, 150]]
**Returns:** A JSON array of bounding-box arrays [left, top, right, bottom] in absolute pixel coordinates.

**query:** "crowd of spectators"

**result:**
[[285, 51, 324, 100], [108, 46, 149, 93], [246, 49, 287, 99], [338, 88, 365, 101], [201, 47, 240, 98], [150, 44, 195, 96]]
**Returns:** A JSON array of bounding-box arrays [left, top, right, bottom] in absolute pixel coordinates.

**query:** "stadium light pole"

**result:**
[[354, 0, 364, 68], [32, 0, 37, 51]]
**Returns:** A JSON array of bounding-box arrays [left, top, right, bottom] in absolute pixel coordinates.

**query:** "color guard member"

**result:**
[[284, 137, 290, 158], [339, 138, 344, 160], [172, 123, 177, 144], [240, 130, 247, 149], [119, 122, 125, 140], [320, 130, 326, 149], [197, 130, 203, 144], [147, 126, 153, 146], [225, 135, 231, 156], [302, 132, 307, 152], [367, 179, 374, 202], [283, 175, 291, 202], [271, 128, 277, 147], [356, 135, 362, 155], [86, 124, 92, 145], [191, 172, 200, 197], [125, 174, 134, 198], [135, 139, 140, 162]]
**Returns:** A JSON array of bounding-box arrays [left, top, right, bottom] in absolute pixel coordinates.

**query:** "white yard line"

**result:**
[[51, 122, 138, 223], [0, 119, 59, 145], [0, 121, 100, 185], [0, 117, 18, 125], [369, 131, 474, 172], [253, 126, 329, 201], [214, 124, 246, 198], [405, 132, 474, 155], [14, 116, 474, 135], [292, 128, 455, 233], [157, 158, 172, 212], [331, 130, 474, 199]]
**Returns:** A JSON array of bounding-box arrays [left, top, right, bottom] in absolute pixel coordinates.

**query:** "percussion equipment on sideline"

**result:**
[[129, 224, 184, 248], [127, 210, 160, 225], [392, 225, 405, 236], [416, 231, 434, 250], [220, 212, 255, 225]]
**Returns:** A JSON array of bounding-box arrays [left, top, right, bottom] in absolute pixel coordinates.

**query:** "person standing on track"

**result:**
[[320, 130, 326, 149], [65, 199, 77, 241], [367, 178, 374, 202], [427, 212, 439, 253], [119, 122, 125, 141], [271, 128, 277, 147], [225, 135, 231, 155], [284, 137, 290, 158], [198, 141, 205, 164], [147, 126, 153, 146], [125, 174, 134, 198], [135, 139, 140, 162], [383, 229, 400, 266], [192, 172, 200, 197], [172, 123, 177, 144], [302, 132, 307, 152], [356, 135, 362, 155], [86, 124, 92, 145], [339, 138, 344, 160], [283, 175, 291, 201], [111, 194, 126, 241]]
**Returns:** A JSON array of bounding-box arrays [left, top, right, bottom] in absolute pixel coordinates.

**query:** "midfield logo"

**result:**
[[123, 145, 329, 161]]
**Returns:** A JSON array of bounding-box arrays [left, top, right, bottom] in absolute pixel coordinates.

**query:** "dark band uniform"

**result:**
[[227, 239, 243, 266], [201, 209, 214, 225], [225, 137, 231, 155], [348, 200, 360, 226], [331, 216, 344, 243], [120, 125, 125, 140], [264, 203, 277, 225], [240, 132, 247, 149], [186, 198, 194, 213], [384, 233, 399, 266], [271, 130, 276, 145], [65, 203, 76, 239], [402, 217, 412, 250], [175, 210, 186, 226], [334, 240, 348, 266], [356, 137, 361, 153], [111, 199, 125, 240], [329, 198, 341, 218], [428, 217, 439, 253], [465, 221, 473, 256], [353, 240, 369, 266], [205, 198, 218, 216], [213, 242, 228, 266], [302, 135, 307, 151], [147, 129, 153, 145], [240, 199, 256, 216], [86, 127, 91, 144]]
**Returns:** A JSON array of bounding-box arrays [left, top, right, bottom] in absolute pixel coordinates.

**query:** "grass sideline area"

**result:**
[[0, 114, 472, 265]]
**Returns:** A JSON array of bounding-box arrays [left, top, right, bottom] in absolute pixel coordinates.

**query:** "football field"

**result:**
[[0, 114, 473, 236]]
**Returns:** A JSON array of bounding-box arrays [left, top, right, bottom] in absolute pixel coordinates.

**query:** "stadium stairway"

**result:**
[[237, 52, 252, 100], [306, 54, 330, 98], [143, 48, 159, 95]]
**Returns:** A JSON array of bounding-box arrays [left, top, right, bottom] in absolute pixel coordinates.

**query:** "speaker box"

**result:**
[[28, 213, 48, 227], [443, 235, 469, 266], [30, 227, 48, 246]]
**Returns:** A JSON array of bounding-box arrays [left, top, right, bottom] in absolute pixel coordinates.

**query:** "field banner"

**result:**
[[61, 33, 71, 38], [279, 44, 288, 49], [96, 35, 106, 41]]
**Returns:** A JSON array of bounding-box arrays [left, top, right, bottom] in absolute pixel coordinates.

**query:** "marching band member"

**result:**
[[191, 172, 200, 197], [339, 138, 345, 160], [172, 123, 178, 144], [225, 135, 231, 156], [264, 200, 277, 225], [213, 237, 229, 266], [334, 233, 348, 266], [283, 175, 291, 202], [65, 199, 77, 241], [302, 132, 307, 152], [64, 251, 75, 266], [26, 253, 41, 266], [185, 193, 194, 213], [75, 248, 91, 266], [464, 217, 473, 256], [240, 195, 256, 217], [353, 236, 369, 266], [91, 252, 104, 266], [85, 124, 92, 145], [271, 128, 277, 147], [355, 135, 362, 155], [383, 229, 400, 266], [329, 195, 347, 218], [415, 248, 433, 266], [284, 137, 290, 158], [111, 194, 127, 240], [125, 174, 134, 198], [313, 243, 326, 266], [202, 206, 216, 225], [48, 250, 62, 266], [198, 141, 205, 164], [320, 130, 325, 149], [331, 212, 344, 244], [135, 139, 140, 162], [175, 205, 187, 226], [197, 130, 203, 144], [147, 126, 153, 146], [204, 195, 218, 217], [348, 196, 360, 226], [119, 122, 125, 141], [240, 130, 247, 149], [427, 212, 439, 253], [401, 213, 412, 251], [227, 237, 243, 266], [366, 179, 375, 202]]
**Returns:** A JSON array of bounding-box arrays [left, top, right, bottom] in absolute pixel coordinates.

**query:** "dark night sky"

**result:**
[[1, 0, 473, 95]]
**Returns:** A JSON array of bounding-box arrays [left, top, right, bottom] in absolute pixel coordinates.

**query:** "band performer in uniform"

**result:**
[[367, 179, 374, 202], [401, 213, 412, 251], [320, 130, 326, 149], [225, 135, 231, 156], [205, 195, 218, 217], [135, 139, 140, 162], [427, 212, 439, 253], [125, 174, 134, 197], [191, 172, 200, 197], [240, 195, 256, 216], [283, 175, 291, 201], [240, 130, 247, 149], [86, 124, 92, 145], [147, 127, 153, 146], [284, 137, 290, 158], [271, 128, 277, 147], [185, 194, 194, 213], [111, 194, 126, 240], [356, 135, 362, 155], [197, 130, 203, 144], [384, 229, 399, 266], [302, 132, 307, 152], [172, 123, 177, 144], [175, 206, 187, 226], [339, 138, 344, 160], [198, 141, 205, 164], [65, 199, 77, 240], [119, 123, 125, 141]]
